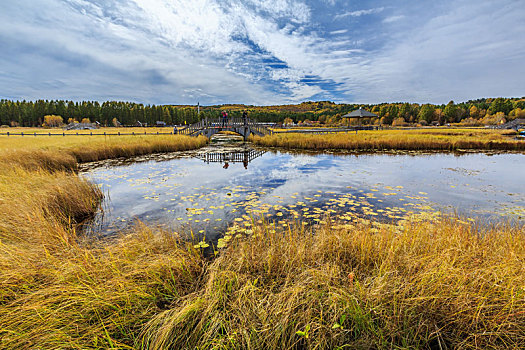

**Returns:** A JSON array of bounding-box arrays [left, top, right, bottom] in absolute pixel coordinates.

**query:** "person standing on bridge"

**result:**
[[221, 111, 228, 127]]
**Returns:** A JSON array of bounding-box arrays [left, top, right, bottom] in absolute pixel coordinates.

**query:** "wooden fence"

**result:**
[[0, 131, 176, 137]]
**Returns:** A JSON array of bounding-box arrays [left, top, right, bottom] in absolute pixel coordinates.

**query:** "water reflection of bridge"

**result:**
[[195, 149, 266, 168]]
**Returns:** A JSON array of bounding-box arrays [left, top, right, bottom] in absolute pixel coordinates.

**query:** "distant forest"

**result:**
[[1, 97, 524, 127]]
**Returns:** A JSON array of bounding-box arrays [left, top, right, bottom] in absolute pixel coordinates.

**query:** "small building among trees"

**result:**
[[342, 107, 378, 125]]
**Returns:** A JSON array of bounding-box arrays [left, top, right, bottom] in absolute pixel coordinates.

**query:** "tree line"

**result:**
[[0, 100, 203, 127], [1, 97, 524, 127]]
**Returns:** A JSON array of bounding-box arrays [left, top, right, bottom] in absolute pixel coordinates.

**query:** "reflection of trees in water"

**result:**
[[195, 149, 266, 169]]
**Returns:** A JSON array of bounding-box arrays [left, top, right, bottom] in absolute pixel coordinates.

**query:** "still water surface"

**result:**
[[83, 135, 525, 239]]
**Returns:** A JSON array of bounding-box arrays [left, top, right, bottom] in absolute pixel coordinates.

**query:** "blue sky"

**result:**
[[1, 0, 524, 105]]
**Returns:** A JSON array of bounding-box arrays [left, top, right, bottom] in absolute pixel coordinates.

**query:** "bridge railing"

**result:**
[[178, 120, 206, 135], [177, 117, 273, 136], [246, 121, 273, 136]]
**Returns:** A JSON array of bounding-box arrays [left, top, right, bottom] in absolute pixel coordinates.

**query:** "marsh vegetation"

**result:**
[[252, 128, 525, 151], [0, 132, 524, 349]]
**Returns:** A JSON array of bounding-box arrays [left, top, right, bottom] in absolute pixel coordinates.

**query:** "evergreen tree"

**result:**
[[418, 104, 435, 123], [488, 98, 513, 115], [443, 101, 458, 122]]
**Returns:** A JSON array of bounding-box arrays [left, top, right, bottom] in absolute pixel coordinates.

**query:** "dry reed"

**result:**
[[0, 134, 208, 165], [140, 217, 525, 349], [0, 135, 208, 349], [0, 134, 523, 349], [253, 129, 525, 151]]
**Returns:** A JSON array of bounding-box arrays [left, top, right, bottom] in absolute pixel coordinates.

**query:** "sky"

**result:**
[[1, 0, 524, 105]]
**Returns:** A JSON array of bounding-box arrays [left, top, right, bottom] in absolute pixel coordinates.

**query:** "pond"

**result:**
[[82, 135, 525, 240]]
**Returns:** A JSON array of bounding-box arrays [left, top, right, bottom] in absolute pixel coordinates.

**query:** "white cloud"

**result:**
[[0, 0, 305, 103], [352, 0, 525, 103], [1, 0, 524, 105], [283, 82, 325, 101], [243, 0, 311, 23], [335, 7, 384, 20], [383, 15, 405, 23]]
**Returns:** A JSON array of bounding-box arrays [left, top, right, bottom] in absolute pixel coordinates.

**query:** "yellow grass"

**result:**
[[143, 217, 525, 349], [0, 134, 208, 165], [0, 135, 524, 349], [253, 128, 525, 151], [0, 135, 208, 348]]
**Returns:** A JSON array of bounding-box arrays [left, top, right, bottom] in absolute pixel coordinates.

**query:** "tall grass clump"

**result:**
[[0, 149, 78, 172], [0, 134, 208, 163], [142, 217, 525, 349], [253, 129, 525, 151], [65, 135, 208, 162], [0, 223, 205, 349], [0, 135, 208, 349]]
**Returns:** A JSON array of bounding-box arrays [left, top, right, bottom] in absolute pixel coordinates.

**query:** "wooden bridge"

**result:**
[[177, 117, 273, 140]]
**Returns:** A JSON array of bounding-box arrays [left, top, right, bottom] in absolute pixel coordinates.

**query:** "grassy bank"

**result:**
[[1, 136, 524, 349], [0, 135, 207, 348], [1, 208, 524, 349], [253, 128, 525, 151], [0, 134, 208, 166], [142, 217, 525, 349]]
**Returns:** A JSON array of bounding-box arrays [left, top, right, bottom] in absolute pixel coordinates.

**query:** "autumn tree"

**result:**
[[469, 105, 479, 119], [509, 108, 525, 120], [43, 115, 63, 127], [392, 117, 407, 126], [283, 117, 293, 125], [2, 98, 525, 128]]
